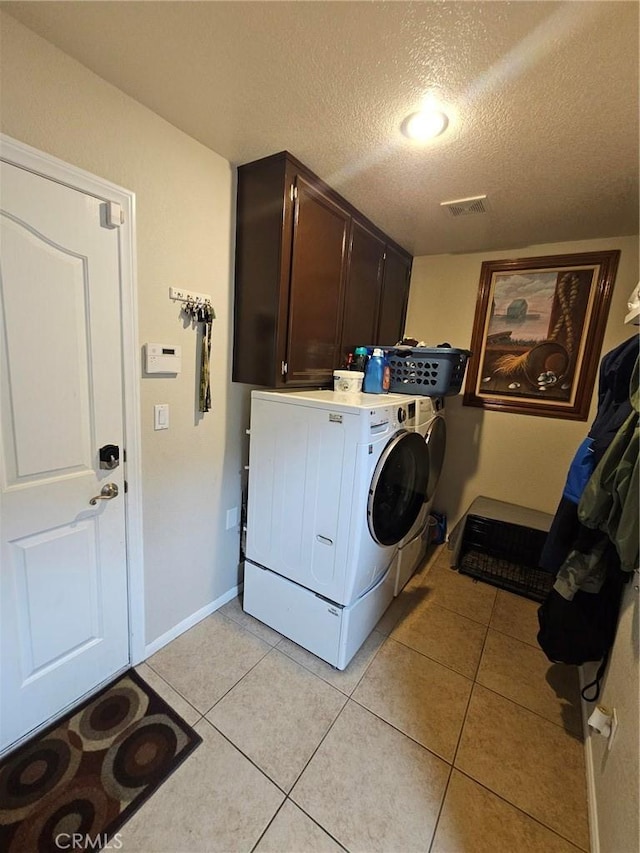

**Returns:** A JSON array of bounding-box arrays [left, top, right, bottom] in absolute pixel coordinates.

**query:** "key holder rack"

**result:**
[[169, 287, 215, 317], [169, 287, 216, 413]]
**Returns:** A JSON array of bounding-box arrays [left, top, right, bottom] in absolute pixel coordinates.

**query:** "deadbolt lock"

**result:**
[[99, 444, 120, 470]]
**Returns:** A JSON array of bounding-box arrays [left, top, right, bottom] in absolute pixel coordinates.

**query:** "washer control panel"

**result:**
[[368, 401, 412, 433]]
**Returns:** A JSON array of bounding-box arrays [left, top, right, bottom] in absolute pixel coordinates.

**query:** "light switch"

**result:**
[[154, 404, 169, 430]]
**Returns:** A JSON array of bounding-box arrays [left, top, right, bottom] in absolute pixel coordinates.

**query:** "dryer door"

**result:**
[[425, 415, 447, 501], [367, 431, 430, 546]]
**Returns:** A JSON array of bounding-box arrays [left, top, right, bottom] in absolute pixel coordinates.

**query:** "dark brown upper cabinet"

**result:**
[[286, 175, 350, 384], [377, 246, 412, 346], [339, 220, 385, 361], [233, 151, 412, 387]]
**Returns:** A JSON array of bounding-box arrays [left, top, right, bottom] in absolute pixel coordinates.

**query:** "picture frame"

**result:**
[[463, 251, 620, 420]]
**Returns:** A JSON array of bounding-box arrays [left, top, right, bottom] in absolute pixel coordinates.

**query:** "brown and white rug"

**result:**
[[0, 668, 201, 852]]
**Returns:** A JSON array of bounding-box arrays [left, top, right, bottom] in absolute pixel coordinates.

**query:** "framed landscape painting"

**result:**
[[463, 251, 620, 420]]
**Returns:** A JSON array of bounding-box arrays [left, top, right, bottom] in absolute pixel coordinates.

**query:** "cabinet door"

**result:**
[[286, 175, 349, 384], [339, 220, 385, 361], [234, 156, 288, 386], [377, 246, 412, 346]]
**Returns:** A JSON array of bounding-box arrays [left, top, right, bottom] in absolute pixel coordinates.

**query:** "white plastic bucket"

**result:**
[[333, 370, 364, 392]]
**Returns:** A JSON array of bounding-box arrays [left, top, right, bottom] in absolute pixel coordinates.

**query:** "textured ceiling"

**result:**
[[3, 1, 639, 256]]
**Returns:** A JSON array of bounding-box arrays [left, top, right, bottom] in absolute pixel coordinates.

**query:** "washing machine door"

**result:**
[[425, 415, 447, 501], [367, 431, 430, 547]]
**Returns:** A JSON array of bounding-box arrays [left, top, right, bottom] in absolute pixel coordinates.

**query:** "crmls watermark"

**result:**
[[55, 833, 123, 850]]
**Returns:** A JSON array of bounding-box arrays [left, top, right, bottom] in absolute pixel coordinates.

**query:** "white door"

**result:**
[[0, 160, 129, 751]]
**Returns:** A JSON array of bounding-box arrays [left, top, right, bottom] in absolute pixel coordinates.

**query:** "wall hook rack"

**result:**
[[169, 286, 214, 311], [169, 287, 215, 413]]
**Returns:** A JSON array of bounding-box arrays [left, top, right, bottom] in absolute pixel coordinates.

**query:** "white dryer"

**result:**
[[394, 396, 447, 594], [244, 389, 430, 669]]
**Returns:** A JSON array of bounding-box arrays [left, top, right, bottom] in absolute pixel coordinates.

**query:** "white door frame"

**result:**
[[0, 133, 145, 666]]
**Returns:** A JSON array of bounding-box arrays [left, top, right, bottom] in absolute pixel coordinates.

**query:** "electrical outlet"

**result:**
[[607, 707, 618, 751], [226, 506, 239, 530]]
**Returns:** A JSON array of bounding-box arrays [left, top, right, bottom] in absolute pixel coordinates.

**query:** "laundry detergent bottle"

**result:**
[[363, 347, 391, 393]]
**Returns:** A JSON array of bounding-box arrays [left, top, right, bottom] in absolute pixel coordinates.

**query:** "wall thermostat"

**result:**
[[144, 343, 182, 374]]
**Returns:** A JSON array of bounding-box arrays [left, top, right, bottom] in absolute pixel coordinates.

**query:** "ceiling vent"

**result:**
[[440, 195, 489, 217]]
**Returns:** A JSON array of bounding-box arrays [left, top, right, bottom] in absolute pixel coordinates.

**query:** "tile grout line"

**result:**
[[442, 576, 589, 853], [248, 795, 349, 853], [248, 798, 288, 853], [284, 693, 350, 798], [275, 631, 386, 698], [426, 591, 497, 853], [488, 621, 547, 649], [420, 590, 499, 627], [427, 764, 455, 853], [202, 716, 352, 851], [240, 698, 357, 846], [472, 680, 584, 739], [396, 547, 460, 853], [453, 768, 589, 852], [200, 643, 282, 717], [462, 592, 583, 736], [446, 578, 498, 754], [280, 799, 350, 852], [440, 573, 588, 850], [449, 617, 492, 767], [199, 616, 397, 784], [388, 632, 480, 681], [199, 716, 291, 797], [219, 601, 284, 648], [202, 646, 352, 796], [344, 630, 388, 695], [144, 608, 273, 718], [323, 693, 506, 853], [141, 661, 203, 719], [274, 639, 354, 695], [348, 692, 458, 767], [394, 566, 499, 627], [198, 628, 397, 841]]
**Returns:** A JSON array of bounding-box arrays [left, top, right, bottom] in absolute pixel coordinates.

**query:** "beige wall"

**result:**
[[405, 235, 639, 528], [406, 237, 639, 853], [0, 12, 251, 645], [583, 580, 639, 853]]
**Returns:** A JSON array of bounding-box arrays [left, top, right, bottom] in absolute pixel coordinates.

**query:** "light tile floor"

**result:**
[[125, 545, 589, 853]]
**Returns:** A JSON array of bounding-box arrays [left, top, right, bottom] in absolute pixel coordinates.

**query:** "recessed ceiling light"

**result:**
[[401, 109, 449, 141]]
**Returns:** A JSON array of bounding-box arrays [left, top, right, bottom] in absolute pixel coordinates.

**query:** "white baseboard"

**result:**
[[579, 665, 600, 853], [142, 583, 243, 659]]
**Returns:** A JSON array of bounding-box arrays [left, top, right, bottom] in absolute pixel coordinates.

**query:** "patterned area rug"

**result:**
[[0, 669, 202, 852]]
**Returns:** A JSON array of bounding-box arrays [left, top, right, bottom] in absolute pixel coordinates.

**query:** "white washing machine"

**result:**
[[394, 396, 447, 594], [243, 389, 430, 669]]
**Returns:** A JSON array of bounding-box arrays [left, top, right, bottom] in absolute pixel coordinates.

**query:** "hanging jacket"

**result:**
[[537, 340, 636, 693], [539, 334, 639, 572], [551, 355, 638, 596], [579, 356, 639, 572], [588, 335, 639, 464]]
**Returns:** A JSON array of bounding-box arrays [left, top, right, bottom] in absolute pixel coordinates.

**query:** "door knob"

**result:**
[[89, 483, 119, 505]]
